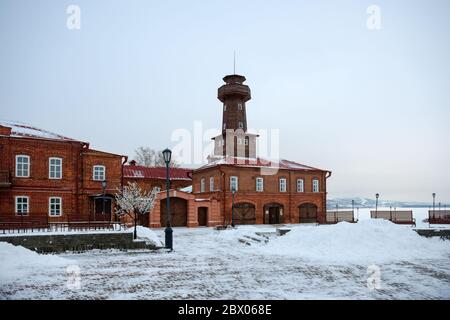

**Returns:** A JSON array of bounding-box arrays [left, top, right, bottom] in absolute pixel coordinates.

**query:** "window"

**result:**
[[279, 178, 287, 192], [223, 123, 226, 130], [224, 104, 227, 111], [256, 177, 264, 192], [244, 138, 249, 146], [49, 197, 62, 216], [238, 122, 244, 129], [210, 177, 214, 192], [15, 155, 30, 177], [93, 165, 105, 181], [230, 176, 238, 192], [238, 103, 243, 110], [200, 178, 206, 193], [49, 157, 62, 179], [313, 179, 320, 193], [297, 179, 304, 192], [15, 196, 29, 215]]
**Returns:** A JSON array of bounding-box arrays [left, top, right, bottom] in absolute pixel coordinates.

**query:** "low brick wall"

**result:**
[[415, 229, 450, 240], [0, 232, 158, 253]]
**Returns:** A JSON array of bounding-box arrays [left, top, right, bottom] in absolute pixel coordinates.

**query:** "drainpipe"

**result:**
[[121, 156, 128, 192], [219, 166, 226, 226]]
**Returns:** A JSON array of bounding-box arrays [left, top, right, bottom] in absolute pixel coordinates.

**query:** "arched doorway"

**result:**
[[233, 202, 256, 225], [299, 203, 318, 223], [160, 197, 188, 227], [264, 203, 284, 224], [198, 207, 208, 226]]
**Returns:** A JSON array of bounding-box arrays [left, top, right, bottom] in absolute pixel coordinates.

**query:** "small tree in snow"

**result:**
[[115, 182, 159, 240]]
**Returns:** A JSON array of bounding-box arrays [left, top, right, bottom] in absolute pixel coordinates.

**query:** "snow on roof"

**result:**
[[180, 185, 193, 193], [123, 165, 192, 181], [0, 120, 82, 142], [197, 156, 327, 172]]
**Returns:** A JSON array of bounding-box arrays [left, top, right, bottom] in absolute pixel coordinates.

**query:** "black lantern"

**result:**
[[375, 193, 380, 215], [162, 148, 173, 251]]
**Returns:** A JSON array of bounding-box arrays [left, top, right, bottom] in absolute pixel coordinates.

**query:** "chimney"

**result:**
[[0, 125, 12, 136]]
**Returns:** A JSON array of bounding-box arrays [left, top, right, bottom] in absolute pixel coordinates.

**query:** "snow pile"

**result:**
[[0, 242, 70, 282], [257, 219, 450, 264], [131, 226, 163, 247]]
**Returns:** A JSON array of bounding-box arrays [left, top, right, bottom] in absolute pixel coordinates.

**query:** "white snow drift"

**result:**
[[257, 219, 450, 264], [0, 242, 71, 283]]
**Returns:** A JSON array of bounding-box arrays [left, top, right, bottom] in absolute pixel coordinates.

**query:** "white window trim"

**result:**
[[230, 176, 238, 192], [238, 122, 244, 129], [15, 155, 30, 178], [313, 179, 320, 193], [223, 123, 226, 130], [209, 177, 214, 192], [224, 104, 227, 111], [48, 197, 62, 217], [15, 196, 29, 215], [279, 178, 287, 192], [49, 157, 63, 179], [93, 165, 106, 181], [256, 177, 264, 192], [237, 138, 243, 145], [238, 103, 243, 110], [200, 178, 206, 193], [297, 179, 304, 193], [244, 138, 249, 146]]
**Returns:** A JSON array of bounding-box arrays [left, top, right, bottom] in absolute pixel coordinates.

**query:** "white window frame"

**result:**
[[313, 179, 320, 193], [49, 197, 62, 217], [223, 123, 226, 130], [244, 138, 249, 146], [297, 179, 304, 192], [49, 157, 62, 179], [15, 196, 29, 215], [15, 155, 30, 178], [209, 177, 214, 192], [238, 103, 243, 110], [93, 165, 106, 181], [279, 178, 287, 192], [200, 178, 206, 193], [256, 177, 264, 192], [230, 176, 238, 192], [224, 104, 227, 111], [238, 122, 244, 129]]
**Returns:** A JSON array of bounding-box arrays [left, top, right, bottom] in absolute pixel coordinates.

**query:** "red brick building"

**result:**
[[149, 74, 332, 228], [0, 121, 126, 222]]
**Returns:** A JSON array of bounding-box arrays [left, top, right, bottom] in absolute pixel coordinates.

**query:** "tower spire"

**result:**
[[233, 51, 236, 75]]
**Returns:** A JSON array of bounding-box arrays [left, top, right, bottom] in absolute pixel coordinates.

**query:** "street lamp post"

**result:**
[[432, 193, 436, 221], [162, 148, 173, 251], [101, 180, 107, 221], [375, 193, 379, 217], [231, 188, 236, 227]]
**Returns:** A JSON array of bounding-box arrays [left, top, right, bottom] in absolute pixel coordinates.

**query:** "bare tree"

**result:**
[[134, 146, 179, 167], [115, 182, 159, 240]]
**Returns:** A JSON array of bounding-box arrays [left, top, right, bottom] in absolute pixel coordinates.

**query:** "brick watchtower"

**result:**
[[212, 74, 258, 159]]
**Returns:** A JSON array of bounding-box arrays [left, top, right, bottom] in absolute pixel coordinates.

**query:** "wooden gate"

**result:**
[[234, 203, 256, 225], [160, 197, 188, 227], [299, 203, 318, 223]]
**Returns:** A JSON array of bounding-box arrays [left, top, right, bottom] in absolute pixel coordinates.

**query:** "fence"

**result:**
[[0, 213, 125, 234], [428, 210, 450, 224], [326, 210, 356, 224], [370, 210, 415, 226]]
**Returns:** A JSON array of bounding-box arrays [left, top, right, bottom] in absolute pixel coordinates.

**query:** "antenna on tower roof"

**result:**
[[233, 51, 236, 75]]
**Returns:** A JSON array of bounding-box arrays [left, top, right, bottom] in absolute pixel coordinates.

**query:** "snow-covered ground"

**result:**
[[1, 208, 449, 299]]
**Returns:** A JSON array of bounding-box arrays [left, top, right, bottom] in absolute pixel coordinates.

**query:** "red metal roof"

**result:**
[[123, 165, 193, 180], [196, 156, 328, 172]]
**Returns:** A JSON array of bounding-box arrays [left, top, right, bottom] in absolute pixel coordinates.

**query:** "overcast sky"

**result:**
[[1, 0, 449, 203]]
